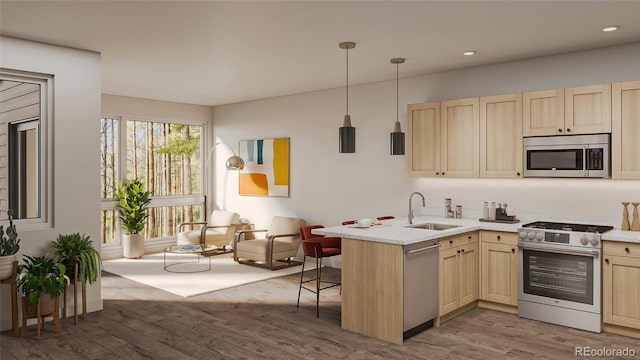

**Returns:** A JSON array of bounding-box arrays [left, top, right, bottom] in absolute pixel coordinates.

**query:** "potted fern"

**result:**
[[17, 254, 68, 316], [0, 210, 21, 280], [51, 233, 101, 285], [114, 178, 151, 258]]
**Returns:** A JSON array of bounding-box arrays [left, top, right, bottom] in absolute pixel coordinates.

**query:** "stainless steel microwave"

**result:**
[[523, 134, 610, 178]]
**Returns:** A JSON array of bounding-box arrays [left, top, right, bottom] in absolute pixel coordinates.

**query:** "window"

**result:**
[[100, 117, 205, 245], [0, 70, 52, 225]]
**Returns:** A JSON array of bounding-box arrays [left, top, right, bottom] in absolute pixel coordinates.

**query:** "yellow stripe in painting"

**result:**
[[239, 173, 269, 196], [273, 138, 289, 186]]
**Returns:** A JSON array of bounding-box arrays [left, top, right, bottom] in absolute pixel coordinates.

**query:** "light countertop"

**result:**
[[313, 215, 640, 245], [602, 230, 640, 243], [313, 216, 521, 246]]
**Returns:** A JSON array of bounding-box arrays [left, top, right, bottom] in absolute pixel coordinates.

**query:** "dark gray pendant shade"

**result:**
[[339, 114, 356, 153], [390, 121, 405, 155]]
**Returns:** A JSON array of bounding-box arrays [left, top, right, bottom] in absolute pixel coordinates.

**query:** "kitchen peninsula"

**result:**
[[314, 215, 640, 345]]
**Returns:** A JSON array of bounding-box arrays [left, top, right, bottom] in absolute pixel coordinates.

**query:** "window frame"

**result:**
[[100, 113, 208, 249], [0, 69, 53, 229]]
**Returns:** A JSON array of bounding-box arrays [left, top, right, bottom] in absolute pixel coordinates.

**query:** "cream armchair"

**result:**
[[177, 210, 240, 255], [233, 216, 306, 270]]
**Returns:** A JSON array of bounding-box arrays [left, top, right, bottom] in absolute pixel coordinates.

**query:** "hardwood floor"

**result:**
[[2, 268, 639, 359]]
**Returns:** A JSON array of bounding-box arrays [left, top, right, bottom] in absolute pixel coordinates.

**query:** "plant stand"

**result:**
[[0, 260, 19, 336], [63, 263, 86, 324], [21, 293, 61, 339]]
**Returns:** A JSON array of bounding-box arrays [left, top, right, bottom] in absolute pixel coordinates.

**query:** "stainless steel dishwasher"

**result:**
[[403, 239, 439, 340]]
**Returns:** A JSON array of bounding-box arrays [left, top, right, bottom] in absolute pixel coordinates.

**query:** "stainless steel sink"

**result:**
[[405, 223, 460, 231]]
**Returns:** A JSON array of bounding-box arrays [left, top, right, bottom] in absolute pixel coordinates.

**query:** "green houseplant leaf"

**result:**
[[114, 179, 151, 235], [17, 254, 69, 305], [51, 233, 102, 285], [0, 210, 21, 256]]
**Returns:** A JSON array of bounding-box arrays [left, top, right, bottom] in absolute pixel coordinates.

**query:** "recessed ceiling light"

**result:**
[[602, 25, 620, 32], [463, 51, 476, 56]]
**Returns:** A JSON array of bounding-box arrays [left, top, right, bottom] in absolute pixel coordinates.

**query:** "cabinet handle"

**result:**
[[460, 248, 465, 253], [497, 235, 501, 240], [442, 172, 446, 176], [467, 235, 472, 239], [436, 172, 440, 175], [517, 172, 521, 176], [558, 128, 563, 133], [605, 258, 609, 264], [512, 248, 515, 253], [406, 244, 440, 255], [449, 240, 453, 245], [457, 250, 461, 254], [566, 128, 571, 132], [625, 247, 630, 253]]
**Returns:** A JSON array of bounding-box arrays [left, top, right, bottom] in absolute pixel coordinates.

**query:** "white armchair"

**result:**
[[177, 210, 240, 255], [233, 216, 306, 270]]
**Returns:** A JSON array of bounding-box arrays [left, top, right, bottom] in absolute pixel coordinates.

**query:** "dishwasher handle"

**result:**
[[406, 243, 440, 255]]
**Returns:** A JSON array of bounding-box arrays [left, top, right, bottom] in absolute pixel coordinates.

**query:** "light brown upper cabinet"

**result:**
[[407, 102, 440, 176], [565, 83, 611, 134], [524, 84, 611, 136], [523, 88, 564, 136], [612, 80, 640, 179], [441, 98, 480, 178], [480, 94, 523, 178]]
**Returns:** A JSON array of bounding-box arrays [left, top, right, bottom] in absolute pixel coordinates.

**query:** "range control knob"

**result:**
[[527, 231, 536, 240], [590, 238, 599, 247], [519, 231, 529, 240], [580, 235, 589, 245], [535, 232, 544, 241]]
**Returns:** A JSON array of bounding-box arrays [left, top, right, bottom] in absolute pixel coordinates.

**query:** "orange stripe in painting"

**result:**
[[239, 173, 269, 196], [273, 138, 289, 186]]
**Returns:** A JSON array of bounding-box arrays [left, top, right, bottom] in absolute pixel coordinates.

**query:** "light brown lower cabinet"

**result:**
[[479, 231, 518, 313], [603, 241, 640, 339], [438, 232, 478, 324]]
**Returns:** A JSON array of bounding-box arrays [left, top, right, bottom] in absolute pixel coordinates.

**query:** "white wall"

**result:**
[[212, 42, 640, 247], [0, 36, 102, 330]]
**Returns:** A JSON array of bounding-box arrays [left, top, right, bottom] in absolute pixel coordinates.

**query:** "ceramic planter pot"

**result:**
[[123, 233, 144, 259], [0, 254, 17, 280]]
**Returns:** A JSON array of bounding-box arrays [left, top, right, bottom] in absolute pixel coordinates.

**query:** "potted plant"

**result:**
[[0, 210, 21, 280], [51, 233, 101, 285], [17, 254, 68, 316], [114, 178, 151, 258]]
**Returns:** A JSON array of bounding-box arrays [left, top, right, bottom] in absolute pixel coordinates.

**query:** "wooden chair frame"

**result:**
[[233, 229, 302, 270]]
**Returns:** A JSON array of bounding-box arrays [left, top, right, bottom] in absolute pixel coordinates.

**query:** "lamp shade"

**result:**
[[390, 121, 405, 155], [225, 155, 245, 170]]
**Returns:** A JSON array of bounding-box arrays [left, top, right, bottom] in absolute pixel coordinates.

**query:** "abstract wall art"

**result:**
[[238, 137, 290, 197]]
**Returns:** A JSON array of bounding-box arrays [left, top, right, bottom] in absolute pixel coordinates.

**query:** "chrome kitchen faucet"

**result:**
[[408, 192, 426, 224]]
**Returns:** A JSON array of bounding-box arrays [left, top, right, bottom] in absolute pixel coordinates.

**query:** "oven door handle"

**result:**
[[518, 243, 600, 257]]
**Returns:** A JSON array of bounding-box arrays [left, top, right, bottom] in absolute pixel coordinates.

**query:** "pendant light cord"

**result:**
[[396, 62, 399, 123], [346, 46, 349, 115]]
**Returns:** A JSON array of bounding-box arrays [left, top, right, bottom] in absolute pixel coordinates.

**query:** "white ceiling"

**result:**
[[2, 1, 640, 106]]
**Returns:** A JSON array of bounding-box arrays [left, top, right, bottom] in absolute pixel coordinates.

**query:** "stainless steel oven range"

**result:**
[[517, 221, 613, 333]]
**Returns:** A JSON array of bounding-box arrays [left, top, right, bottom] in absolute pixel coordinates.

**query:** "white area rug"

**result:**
[[103, 252, 305, 298]]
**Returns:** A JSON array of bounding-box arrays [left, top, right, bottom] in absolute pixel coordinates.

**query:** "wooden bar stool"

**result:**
[[0, 260, 19, 336], [63, 263, 86, 324]]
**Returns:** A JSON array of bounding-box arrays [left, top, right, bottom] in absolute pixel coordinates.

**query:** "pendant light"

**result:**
[[339, 41, 356, 153], [390, 58, 406, 155]]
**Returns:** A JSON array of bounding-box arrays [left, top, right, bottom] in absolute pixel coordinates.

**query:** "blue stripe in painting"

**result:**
[[247, 140, 255, 162], [257, 139, 264, 164]]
